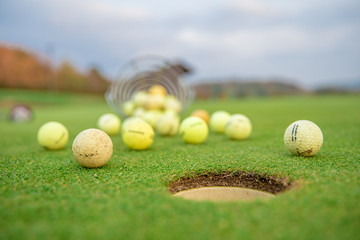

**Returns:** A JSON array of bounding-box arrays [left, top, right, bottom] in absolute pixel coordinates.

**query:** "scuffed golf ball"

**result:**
[[179, 116, 208, 144], [122, 117, 154, 150], [284, 120, 323, 157], [225, 114, 252, 140], [37, 121, 69, 150], [97, 113, 121, 135], [209, 111, 231, 133], [72, 129, 113, 168]]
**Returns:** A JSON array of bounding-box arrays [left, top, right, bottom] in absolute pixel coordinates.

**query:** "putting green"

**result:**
[[0, 89, 359, 240]]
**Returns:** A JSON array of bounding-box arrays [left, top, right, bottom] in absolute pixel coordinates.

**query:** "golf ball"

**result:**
[[284, 120, 323, 157], [148, 85, 167, 96], [72, 129, 113, 168], [122, 101, 135, 116], [145, 94, 165, 110], [164, 96, 182, 113], [132, 91, 148, 108], [179, 116, 208, 144], [97, 113, 121, 135], [122, 117, 154, 150], [209, 111, 231, 133], [142, 110, 163, 128], [191, 109, 210, 124], [156, 112, 180, 136], [225, 114, 252, 140], [10, 104, 33, 122], [37, 121, 69, 150]]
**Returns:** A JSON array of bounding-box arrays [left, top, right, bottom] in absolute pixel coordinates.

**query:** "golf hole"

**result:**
[[169, 171, 293, 202]]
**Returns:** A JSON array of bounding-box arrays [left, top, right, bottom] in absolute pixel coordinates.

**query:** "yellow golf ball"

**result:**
[[37, 121, 69, 150], [148, 85, 167, 96], [122, 117, 154, 150], [97, 113, 121, 135], [179, 116, 208, 144], [209, 111, 231, 133], [225, 114, 252, 140]]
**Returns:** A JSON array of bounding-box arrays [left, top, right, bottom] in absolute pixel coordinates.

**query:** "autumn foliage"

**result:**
[[0, 45, 109, 93]]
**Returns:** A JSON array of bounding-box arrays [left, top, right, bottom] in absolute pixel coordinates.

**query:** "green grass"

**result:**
[[0, 89, 359, 240]]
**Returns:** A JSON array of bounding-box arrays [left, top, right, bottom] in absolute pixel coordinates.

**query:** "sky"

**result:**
[[0, 0, 359, 88]]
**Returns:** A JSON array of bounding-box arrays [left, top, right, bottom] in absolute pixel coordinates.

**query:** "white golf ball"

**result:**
[[156, 112, 180, 136], [284, 120, 323, 156], [225, 114, 252, 140], [72, 128, 113, 168]]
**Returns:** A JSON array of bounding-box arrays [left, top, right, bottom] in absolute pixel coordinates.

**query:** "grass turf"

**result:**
[[0, 89, 359, 240]]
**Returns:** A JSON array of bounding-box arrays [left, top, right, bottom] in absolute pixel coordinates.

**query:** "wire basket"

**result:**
[[106, 55, 194, 117]]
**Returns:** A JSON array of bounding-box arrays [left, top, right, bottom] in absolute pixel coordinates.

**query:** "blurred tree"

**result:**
[[86, 66, 110, 93], [0, 46, 51, 89], [57, 60, 87, 92], [0, 44, 110, 94]]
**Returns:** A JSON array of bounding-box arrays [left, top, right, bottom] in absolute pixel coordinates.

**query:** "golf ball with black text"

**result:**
[[37, 121, 69, 150], [122, 117, 154, 150], [72, 128, 113, 168], [284, 120, 323, 156], [179, 116, 208, 144]]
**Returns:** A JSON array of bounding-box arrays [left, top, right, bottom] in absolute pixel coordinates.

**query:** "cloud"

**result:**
[[175, 25, 354, 57], [0, 0, 359, 85], [224, 0, 273, 16], [49, 0, 152, 27]]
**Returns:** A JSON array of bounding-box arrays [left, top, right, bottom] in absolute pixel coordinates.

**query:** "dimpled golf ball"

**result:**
[[97, 113, 121, 135], [225, 114, 252, 140], [209, 111, 231, 133], [179, 116, 208, 144], [122, 117, 154, 150], [37, 121, 69, 150], [72, 129, 113, 168], [284, 120, 323, 157]]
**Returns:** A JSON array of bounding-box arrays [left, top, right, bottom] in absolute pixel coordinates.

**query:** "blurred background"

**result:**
[[0, 0, 360, 98]]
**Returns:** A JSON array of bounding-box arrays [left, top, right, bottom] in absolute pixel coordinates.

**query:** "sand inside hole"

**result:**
[[174, 187, 274, 202], [169, 171, 293, 202]]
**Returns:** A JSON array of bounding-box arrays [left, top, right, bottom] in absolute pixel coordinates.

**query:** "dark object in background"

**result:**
[[9, 104, 33, 122], [106, 55, 195, 117]]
